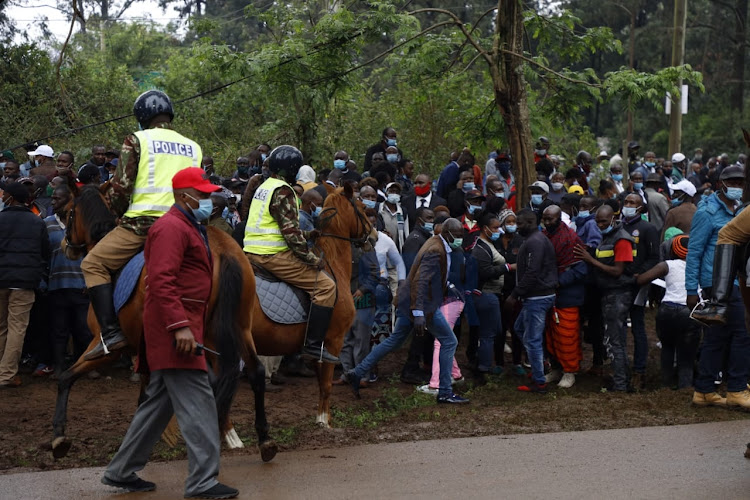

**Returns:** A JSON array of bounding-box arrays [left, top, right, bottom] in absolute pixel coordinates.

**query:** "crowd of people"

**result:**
[[2, 124, 750, 410]]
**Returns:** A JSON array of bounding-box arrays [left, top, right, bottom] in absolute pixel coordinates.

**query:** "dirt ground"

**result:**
[[2, 309, 749, 473]]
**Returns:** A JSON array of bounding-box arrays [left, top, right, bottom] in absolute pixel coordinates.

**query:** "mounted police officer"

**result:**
[[80, 90, 202, 360], [243, 145, 339, 364]]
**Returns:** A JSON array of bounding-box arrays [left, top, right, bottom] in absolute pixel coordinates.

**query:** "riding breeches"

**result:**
[[81, 227, 147, 288], [247, 250, 336, 307]]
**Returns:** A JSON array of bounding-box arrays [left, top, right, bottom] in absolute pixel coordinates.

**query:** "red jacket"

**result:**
[[143, 205, 212, 372]]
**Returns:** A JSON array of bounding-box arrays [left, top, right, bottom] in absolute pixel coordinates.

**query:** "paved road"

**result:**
[[2, 421, 750, 499]]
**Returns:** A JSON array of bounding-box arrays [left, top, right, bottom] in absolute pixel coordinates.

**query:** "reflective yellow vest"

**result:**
[[122, 128, 202, 219], [243, 177, 294, 255]]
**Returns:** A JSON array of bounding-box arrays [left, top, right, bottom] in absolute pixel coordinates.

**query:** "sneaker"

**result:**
[[517, 382, 548, 394], [368, 372, 378, 383], [558, 373, 575, 388], [544, 369, 562, 384], [692, 391, 727, 407], [436, 393, 470, 404], [186, 482, 239, 499], [512, 365, 527, 376], [101, 476, 156, 492], [451, 376, 465, 385], [32, 364, 53, 377], [417, 384, 438, 396], [504, 343, 512, 354]]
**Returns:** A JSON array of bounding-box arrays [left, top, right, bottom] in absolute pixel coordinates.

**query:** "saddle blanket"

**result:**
[[255, 274, 309, 324], [114, 251, 145, 315]]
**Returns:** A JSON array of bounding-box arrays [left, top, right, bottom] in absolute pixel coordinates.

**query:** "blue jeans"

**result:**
[[514, 295, 555, 385], [629, 303, 648, 374], [473, 293, 501, 372], [353, 309, 458, 397], [695, 286, 750, 393]]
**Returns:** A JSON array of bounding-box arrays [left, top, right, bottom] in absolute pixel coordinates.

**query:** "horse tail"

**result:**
[[211, 253, 245, 426]]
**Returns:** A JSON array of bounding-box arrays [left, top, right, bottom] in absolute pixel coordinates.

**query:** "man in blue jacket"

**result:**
[[686, 165, 750, 409]]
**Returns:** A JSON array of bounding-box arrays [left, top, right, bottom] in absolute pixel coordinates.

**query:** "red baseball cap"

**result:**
[[172, 167, 221, 193]]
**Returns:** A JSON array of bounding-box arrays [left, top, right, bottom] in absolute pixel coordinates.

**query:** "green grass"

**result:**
[[330, 381, 435, 429]]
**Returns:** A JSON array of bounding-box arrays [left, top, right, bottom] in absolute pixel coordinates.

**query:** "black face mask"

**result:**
[[663, 168, 673, 177], [517, 224, 534, 237], [545, 222, 560, 234]]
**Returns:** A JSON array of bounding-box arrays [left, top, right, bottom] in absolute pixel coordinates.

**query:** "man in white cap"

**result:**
[[670, 152, 687, 182], [28, 145, 55, 178], [661, 178, 697, 240], [529, 180, 553, 223]]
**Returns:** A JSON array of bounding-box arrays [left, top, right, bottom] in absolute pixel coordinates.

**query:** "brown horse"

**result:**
[[51, 185, 277, 463], [249, 181, 371, 427]]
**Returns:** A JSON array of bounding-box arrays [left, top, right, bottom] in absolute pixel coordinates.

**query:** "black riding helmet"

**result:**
[[133, 90, 174, 128], [268, 145, 303, 184]]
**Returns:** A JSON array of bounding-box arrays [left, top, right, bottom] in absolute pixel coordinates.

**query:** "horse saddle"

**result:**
[[114, 251, 145, 315], [253, 264, 310, 325]]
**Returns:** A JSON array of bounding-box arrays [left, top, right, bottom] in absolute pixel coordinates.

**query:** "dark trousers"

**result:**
[[583, 284, 605, 365], [474, 292, 501, 372], [500, 291, 523, 365], [695, 286, 750, 393], [602, 290, 633, 391], [22, 291, 51, 365], [49, 289, 92, 371], [655, 302, 700, 389]]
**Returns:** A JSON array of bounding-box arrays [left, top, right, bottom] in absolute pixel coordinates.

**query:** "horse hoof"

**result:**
[[52, 436, 71, 459], [259, 440, 278, 463]]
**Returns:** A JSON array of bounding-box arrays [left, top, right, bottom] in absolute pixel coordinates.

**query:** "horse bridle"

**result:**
[[317, 197, 371, 247], [64, 197, 89, 253]]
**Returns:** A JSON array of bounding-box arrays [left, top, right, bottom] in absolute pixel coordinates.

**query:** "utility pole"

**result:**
[[668, 0, 687, 156]]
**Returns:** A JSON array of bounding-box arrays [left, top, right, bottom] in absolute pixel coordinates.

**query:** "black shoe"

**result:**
[[84, 284, 128, 360], [400, 370, 429, 385], [186, 482, 239, 499], [437, 393, 470, 404], [101, 476, 156, 492], [346, 369, 362, 399], [301, 304, 340, 364]]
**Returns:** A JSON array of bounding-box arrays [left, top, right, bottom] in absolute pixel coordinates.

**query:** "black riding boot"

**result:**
[[692, 244, 736, 326], [301, 304, 340, 364], [83, 284, 128, 360]]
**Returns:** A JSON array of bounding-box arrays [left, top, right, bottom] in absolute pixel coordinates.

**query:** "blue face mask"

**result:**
[[633, 182, 643, 191], [601, 223, 615, 235], [622, 206, 638, 218], [531, 194, 543, 205], [494, 191, 504, 198], [671, 197, 682, 207], [422, 222, 434, 233], [333, 159, 347, 170], [387, 193, 400, 204], [313, 205, 322, 217], [386, 138, 397, 147], [645, 161, 655, 168], [186, 194, 213, 221], [467, 204, 481, 214], [725, 186, 743, 201], [505, 224, 517, 233], [261, 153, 267, 162], [612, 174, 623, 181], [386, 154, 399, 163], [577, 210, 590, 219], [489, 229, 502, 241], [0, 162, 5, 169], [362, 199, 377, 209], [462, 182, 475, 192]]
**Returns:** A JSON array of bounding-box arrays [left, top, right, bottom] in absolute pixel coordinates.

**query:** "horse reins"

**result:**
[[316, 198, 371, 247]]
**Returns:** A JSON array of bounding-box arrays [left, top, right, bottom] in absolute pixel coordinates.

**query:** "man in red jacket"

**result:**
[[101, 168, 238, 499]]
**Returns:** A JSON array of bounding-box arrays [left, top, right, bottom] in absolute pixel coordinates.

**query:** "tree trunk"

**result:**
[[732, 0, 748, 117], [491, 0, 534, 208]]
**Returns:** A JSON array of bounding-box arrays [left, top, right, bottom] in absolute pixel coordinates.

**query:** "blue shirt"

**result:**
[[685, 193, 737, 295], [299, 209, 315, 232], [44, 215, 86, 291]]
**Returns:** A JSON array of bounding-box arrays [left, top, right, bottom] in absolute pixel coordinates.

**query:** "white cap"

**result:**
[[670, 179, 696, 197], [529, 180, 550, 193], [598, 150, 609, 159], [671, 152, 686, 163], [29, 145, 54, 158]]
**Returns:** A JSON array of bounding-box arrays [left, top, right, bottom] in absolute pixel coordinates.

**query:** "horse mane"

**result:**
[[77, 185, 116, 243]]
